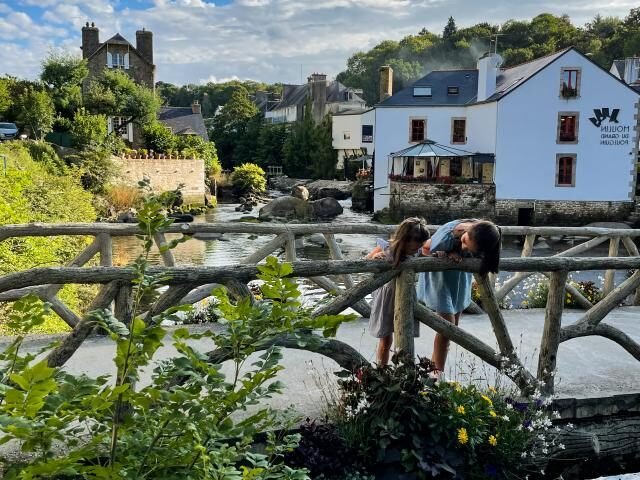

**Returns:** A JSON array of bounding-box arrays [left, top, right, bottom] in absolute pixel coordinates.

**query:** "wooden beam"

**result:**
[[538, 271, 568, 395], [603, 237, 620, 296], [153, 232, 176, 267], [98, 233, 113, 267], [622, 236, 640, 306], [393, 269, 415, 358], [474, 274, 516, 357]]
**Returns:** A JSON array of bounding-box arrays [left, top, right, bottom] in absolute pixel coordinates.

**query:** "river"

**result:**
[[112, 196, 629, 309]]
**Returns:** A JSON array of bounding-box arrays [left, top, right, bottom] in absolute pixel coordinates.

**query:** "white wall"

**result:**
[[333, 109, 375, 169], [265, 105, 298, 124], [495, 49, 639, 202], [373, 104, 498, 210]]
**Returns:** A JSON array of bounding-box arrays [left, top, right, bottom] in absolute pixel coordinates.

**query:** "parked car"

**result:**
[[0, 122, 18, 141]]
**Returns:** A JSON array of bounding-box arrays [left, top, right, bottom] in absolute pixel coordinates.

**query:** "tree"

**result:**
[[40, 52, 88, 119], [443, 17, 457, 40], [69, 108, 108, 149], [85, 69, 160, 136], [283, 101, 315, 178], [312, 114, 337, 179], [143, 121, 177, 153], [210, 87, 259, 169], [0, 79, 11, 118], [230, 163, 266, 194], [15, 88, 55, 140], [257, 123, 288, 168]]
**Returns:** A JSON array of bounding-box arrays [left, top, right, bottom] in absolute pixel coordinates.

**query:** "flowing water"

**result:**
[[112, 196, 627, 309]]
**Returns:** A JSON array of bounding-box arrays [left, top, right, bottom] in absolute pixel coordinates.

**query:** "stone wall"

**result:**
[[114, 157, 205, 204], [389, 181, 634, 225], [389, 181, 495, 223], [495, 199, 634, 226]]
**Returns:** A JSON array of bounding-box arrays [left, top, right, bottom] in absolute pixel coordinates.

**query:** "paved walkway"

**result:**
[[7, 307, 640, 417]]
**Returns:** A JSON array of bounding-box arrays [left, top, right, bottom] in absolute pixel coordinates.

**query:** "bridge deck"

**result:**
[[7, 307, 640, 416]]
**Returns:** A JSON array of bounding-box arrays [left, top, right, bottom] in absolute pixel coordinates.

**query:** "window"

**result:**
[[413, 87, 432, 97], [557, 113, 579, 143], [107, 52, 129, 69], [449, 157, 462, 176], [343, 131, 351, 140], [362, 124, 373, 143], [410, 119, 426, 142], [561, 68, 580, 98], [108, 116, 133, 142], [451, 118, 466, 144], [556, 154, 576, 187], [448, 86, 459, 95]]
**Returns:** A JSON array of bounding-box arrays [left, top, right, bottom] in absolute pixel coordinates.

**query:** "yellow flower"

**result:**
[[481, 395, 493, 406], [488, 386, 497, 394], [489, 410, 497, 417], [457, 427, 469, 445], [456, 405, 465, 415], [488, 435, 498, 447]]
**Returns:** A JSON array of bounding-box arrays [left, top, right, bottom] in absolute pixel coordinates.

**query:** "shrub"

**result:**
[[65, 146, 116, 193], [69, 108, 108, 149], [330, 354, 562, 479], [143, 120, 176, 153], [104, 184, 142, 212], [524, 279, 603, 308], [23, 140, 66, 174], [177, 135, 221, 177], [231, 162, 266, 195]]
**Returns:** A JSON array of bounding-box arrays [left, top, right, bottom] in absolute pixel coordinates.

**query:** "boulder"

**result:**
[[306, 233, 327, 246], [116, 210, 138, 223], [305, 180, 353, 200], [268, 176, 310, 193], [310, 197, 344, 219], [292, 185, 310, 201], [258, 196, 313, 221]]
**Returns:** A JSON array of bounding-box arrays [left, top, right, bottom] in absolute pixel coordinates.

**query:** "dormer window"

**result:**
[[413, 87, 432, 97], [447, 86, 459, 95]]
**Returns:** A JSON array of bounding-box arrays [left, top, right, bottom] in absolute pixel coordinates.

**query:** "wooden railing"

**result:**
[[1, 222, 640, 396]]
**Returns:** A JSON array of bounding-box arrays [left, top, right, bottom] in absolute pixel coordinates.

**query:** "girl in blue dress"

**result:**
[[416, 219, 501, 376], [367, 217, 430, 366]]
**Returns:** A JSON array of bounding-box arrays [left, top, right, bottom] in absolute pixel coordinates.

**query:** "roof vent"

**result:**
[[447, 86, 459, 95]]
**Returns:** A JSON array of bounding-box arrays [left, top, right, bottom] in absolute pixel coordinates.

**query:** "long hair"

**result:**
[[468, 220, 502, 275], [390, 217, 430, 267]]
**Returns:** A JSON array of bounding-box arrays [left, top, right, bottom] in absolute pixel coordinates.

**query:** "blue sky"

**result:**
[[0, 0, 637, 85]]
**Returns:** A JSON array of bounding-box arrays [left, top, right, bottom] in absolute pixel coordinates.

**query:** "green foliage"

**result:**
[[0, 78, 11, 118], [143, 120, 176, 153], [0, 189, 355, 478], [0, 141, 96, 334], [64, 147, 116, 193], [312, 114, 337, 179], [40, 52, 88, 119], [524, 279, 603, 308], [69, 108, 108, 149], [23, 140, 66, 174], [177, 134, 221, 177], [332, 355, 558, 479], [443, 16, 458, 39], [85, 69, 161, 137], [231, 162, 267, 194], [15, 88, 55, 140]]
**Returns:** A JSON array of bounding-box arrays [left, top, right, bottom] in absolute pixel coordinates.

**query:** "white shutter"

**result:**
[[106, 52, 113, 68], [127, 122, 133, 142], [124, 53, 130, 70], [107, 116, 113, 134]]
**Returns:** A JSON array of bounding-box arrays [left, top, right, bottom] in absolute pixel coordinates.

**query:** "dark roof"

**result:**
[[377, 48, 571, 107], [333, 107, 374, 116], [272, 80, 366, 110], [87, 33, 153, 66], [158, 107, 209, 141], [104, 33, 133, 47], [378, 69, 478, 107]]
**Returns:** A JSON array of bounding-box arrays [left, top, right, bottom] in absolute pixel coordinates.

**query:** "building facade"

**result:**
[[374, 48, 640, 225], [332, 108, 375, 170]]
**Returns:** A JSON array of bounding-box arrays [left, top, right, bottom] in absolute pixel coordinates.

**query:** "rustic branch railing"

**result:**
[[1, 222, 640, 395]]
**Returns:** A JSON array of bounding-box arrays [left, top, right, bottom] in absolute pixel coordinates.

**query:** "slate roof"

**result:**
[[158, 107, 209, 141], [104, 33, 133, 47], [272, 80, 366, 111], [377, 48, 571, 107], [86, 33, 153, 66], [611, 59, 626, 79]]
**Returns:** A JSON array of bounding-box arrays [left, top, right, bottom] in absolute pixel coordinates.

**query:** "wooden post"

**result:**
[[622, 236, 640, 306], [324, 233, 355, 288], [285, 233, 296, 262], [153, 232, 176, 267], [538, 270, 568, 395], [393, 269, 415, 359], [115, 283, 134, 327], [604, 237, 620, 297], [98, 233, 113, 267]]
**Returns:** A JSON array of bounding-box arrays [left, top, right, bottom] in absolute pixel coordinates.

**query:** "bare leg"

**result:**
[[431, 312, 461, 372], [376, 335, 393, 366]]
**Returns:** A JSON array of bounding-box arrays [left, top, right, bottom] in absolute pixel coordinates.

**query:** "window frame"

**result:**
[[555, 154, 576, 187], [451, 117, 467, 145], [447, 86, 459, 95], [409, 117, 427, 143], [560, 67, 581, 99], [556, 112, 579, 144], [413, 87, 432, 97], [361, 124, 373, 143]]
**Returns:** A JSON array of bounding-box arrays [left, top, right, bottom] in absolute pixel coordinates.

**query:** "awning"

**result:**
[[390, 140, 493, 160]]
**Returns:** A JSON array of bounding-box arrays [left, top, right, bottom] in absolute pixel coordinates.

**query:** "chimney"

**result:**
[[136, 28, 154, 65], [191, 101, 201, 115], [476, 53, 502, 102], [379, 65, 393, 102], [309, 73, 327, 124], [81, 22, 100, 59]]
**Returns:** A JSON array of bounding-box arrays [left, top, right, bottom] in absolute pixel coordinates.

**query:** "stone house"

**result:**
[[265, 74, 368, 125], [158, 103, 209, 141], [373, 48, 640, 225]]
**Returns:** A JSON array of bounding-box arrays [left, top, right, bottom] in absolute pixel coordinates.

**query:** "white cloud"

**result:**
[[199, 74, 242, 84], [1, 0, 637, 84]]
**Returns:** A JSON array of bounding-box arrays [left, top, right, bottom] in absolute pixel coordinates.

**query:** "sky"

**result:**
[[0, 0, 637, 86]]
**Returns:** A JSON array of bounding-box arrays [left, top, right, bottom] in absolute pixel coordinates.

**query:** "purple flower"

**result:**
[[485, 464, 499, 477], [523, 420, 532, 428], [515, 402, 528, 412]]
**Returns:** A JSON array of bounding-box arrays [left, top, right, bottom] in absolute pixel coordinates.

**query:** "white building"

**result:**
[[266, 74, 367, 125], [332, 108, 375, 170], [373, 48, 640, 225]]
